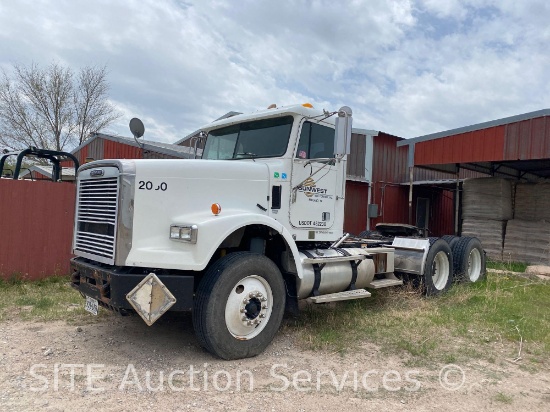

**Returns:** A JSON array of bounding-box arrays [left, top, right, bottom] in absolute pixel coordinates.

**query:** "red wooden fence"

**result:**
[[0, 179, 76, 280]]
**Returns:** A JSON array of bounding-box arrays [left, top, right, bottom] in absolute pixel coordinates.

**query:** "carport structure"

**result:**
[[398, 109, 550, 263], [399, 109, 550, 182]]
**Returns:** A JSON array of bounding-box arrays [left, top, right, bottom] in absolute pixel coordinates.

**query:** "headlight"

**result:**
[[170, 224, 198, 243]]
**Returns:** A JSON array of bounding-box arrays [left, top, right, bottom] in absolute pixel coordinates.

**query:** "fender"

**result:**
[[125, 211, 304, 279], [207, 213, 304, 280]]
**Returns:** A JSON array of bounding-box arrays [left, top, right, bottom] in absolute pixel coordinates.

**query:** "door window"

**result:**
[[296, 122, 334, 159]]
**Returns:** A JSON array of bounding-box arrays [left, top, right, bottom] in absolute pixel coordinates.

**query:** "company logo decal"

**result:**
[[297, 177, 330, 198]]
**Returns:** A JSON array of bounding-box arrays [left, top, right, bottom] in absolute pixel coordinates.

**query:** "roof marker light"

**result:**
[[302, 103, 314, 108]]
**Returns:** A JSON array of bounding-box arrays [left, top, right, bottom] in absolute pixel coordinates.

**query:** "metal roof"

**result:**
[[397, 108, 550, 146], [19, 165, 76, 180], [74, 133, 195, 159]]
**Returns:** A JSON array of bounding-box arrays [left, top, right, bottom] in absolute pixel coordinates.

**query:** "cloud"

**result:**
[[0, 0, 549, 143]]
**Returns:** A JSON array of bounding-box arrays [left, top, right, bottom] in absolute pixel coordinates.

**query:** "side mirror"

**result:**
[[334, 106, 352, 158]]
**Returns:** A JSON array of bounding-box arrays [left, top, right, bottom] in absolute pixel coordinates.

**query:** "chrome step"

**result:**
[[367, 278, 403, 289], [308, 289, 371, 303]]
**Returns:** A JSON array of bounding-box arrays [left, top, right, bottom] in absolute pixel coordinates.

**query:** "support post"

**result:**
[[454, 165, 460, 235], [366, 183, 372, 230], [408, 166, 413, 225]]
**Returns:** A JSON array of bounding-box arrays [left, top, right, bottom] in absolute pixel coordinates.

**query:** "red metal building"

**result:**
[[69, 133, 195, 165]]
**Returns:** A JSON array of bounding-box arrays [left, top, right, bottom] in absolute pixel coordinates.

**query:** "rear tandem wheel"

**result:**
[[452, 237, 486, 282], [422, 238, 454, 296]]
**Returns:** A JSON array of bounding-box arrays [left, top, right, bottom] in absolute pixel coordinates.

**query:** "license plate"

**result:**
[[84, 296, 99, 316]]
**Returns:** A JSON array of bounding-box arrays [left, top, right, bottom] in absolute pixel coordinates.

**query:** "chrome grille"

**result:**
[[74, 176, 119, 264]]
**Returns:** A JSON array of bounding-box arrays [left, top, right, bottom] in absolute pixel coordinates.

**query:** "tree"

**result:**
[[0, 62, 120, 152]]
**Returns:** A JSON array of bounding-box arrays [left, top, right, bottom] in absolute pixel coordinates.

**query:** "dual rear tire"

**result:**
[[451, 237, 486, 282], [441, 235, 486, 282], [417, 236, 486, 296]]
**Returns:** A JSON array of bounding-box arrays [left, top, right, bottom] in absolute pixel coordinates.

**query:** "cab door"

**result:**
[[289, 120, 338, 230]]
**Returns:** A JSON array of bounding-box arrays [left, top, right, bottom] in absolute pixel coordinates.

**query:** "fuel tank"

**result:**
[[296, 248, 375, 298]]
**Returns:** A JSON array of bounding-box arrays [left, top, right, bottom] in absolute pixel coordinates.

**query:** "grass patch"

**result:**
[[0, 275, 109, 322], [486, 260, 528, 273], [289, 273, 550, 366], [494, 392, 513, 404]]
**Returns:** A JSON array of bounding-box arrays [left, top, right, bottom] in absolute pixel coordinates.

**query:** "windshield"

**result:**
[[202, 116, 294, 160]]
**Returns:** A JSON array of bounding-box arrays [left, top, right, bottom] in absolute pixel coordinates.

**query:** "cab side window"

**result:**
[[296, 121, 334, 159]]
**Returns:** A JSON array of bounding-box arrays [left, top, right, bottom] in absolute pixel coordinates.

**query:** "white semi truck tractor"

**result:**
[[70, 104, 486, 360]]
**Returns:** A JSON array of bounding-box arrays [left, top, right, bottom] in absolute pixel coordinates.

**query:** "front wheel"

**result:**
[[193, 252, 286, 360]]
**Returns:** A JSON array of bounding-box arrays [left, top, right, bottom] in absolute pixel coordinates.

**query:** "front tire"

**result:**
[[193, 252, 286, 360]]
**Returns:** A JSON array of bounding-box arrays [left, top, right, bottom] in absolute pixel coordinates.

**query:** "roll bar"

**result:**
[[0, 147, 80, 181]]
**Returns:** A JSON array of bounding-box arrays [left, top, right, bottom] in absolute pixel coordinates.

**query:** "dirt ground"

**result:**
[[1, 312, 549, 412]]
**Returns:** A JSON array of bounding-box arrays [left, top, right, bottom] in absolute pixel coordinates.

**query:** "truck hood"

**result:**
[[129, 158, 270, 243], [130, 158, 269, 181]]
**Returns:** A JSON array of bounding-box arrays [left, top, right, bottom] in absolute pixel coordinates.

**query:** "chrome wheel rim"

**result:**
[[224, 275, 273, 339], [468, 248, 482, 282], [432, 251, 450, 290]]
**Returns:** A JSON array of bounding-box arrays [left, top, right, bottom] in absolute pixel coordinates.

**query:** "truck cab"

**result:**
[[196, 103, 346, 243]]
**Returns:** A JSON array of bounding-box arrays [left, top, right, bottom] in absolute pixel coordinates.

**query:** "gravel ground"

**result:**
[[1, 312, 549, 411]]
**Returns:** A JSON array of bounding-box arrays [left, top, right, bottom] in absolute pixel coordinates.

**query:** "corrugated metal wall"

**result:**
[[414, 115, 550, 166], [504, 116, 550, 160], [372, 133, 408, 183], [4, 139, 181, 280], [412, 188, 455, 236], [343, 181, 369, 234], [414, 126, 506, 165], [66, 138, 143, 166], [363, 132, 456, 234], [75, 145, 89, 165], [103, 139, 142, 159], [369, 133, 409, 227], [346, 133, 367, 180], [371, 184, 409, 227], [413, 167, 488, 181], [0, 179, 76, 280], [87, 137, 104, 160]]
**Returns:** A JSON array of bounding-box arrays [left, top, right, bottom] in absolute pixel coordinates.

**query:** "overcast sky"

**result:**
[[1, 0, 549, 145]]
